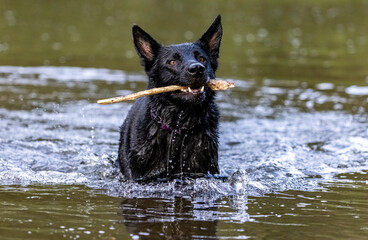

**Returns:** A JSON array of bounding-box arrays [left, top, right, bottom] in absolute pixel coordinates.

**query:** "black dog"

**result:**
[[118, 15, 223, 182]]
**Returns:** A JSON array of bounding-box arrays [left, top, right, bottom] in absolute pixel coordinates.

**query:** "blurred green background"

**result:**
[[1, 0, 368, 84]]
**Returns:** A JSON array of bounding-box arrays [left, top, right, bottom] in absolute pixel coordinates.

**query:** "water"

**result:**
[[1, 0, 368, 239], [1, 172, 367, 240], [1, 66, 367, 239]]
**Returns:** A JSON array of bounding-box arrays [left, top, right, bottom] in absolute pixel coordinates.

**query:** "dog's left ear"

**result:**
[[132, 25, 161, 69], [196, 15, 223, 70]]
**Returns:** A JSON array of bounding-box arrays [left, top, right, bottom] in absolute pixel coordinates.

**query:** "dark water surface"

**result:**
[[0, 171, 367, 240], [1, 0, 368, 239]]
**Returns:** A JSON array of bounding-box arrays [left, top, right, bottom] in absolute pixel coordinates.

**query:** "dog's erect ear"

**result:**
[[197, 15, 222, 68], [132, 25, 161, 68]]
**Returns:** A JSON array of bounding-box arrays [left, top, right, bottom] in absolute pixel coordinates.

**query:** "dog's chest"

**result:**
[[165, 128, 194, 173], [147, 123, 208, 175], [135, 106, 217, 179]]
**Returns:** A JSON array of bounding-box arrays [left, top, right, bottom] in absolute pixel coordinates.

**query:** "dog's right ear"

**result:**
[[196, 15, 223, 71], [132, 25, 161, 68]]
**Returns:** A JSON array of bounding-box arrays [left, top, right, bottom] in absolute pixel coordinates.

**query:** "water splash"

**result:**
[[0, 66, 367, 200]]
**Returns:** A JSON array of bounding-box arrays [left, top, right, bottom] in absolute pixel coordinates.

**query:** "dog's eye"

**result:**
[[169, 60, 176, 66], [199, 57, 206, 63]]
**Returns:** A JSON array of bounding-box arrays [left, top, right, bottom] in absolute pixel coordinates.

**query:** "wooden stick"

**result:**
[[97, 79, 234, 104]]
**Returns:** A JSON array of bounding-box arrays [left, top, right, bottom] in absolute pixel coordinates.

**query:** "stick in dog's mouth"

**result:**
[[97, 79, 234, 105]]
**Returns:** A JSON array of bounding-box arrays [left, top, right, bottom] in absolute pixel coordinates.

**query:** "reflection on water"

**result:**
[[120, 197, 220, 239], [1, 172, 367, 239]]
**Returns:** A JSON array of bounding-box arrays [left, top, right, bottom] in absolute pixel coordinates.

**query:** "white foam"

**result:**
[[345, 85, 368, 95]]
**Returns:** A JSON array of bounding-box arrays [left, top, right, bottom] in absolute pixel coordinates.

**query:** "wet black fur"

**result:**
[[118, 15, 223, 181]]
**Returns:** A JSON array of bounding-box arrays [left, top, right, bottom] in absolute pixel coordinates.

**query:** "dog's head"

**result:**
[[132, 15, 222, 105]]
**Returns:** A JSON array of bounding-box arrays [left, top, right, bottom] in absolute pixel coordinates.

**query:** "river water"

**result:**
[[1, 1, 368, 239], [0, 66, 367, 239]]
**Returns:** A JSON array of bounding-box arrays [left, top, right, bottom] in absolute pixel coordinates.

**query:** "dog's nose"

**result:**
[[188, 63, 205, 76]]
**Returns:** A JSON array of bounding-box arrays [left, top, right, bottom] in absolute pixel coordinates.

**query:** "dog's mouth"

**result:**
[[172, 85, 207, 102]]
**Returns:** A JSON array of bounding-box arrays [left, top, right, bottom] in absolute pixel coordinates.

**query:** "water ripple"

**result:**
[[0, 66, 367, 199]]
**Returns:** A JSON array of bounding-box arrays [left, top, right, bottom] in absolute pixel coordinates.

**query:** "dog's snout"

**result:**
[[188, 63, 205, 76]]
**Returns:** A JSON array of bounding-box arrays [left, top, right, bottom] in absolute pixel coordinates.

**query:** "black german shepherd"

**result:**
[[118, 15, 223, 182]]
